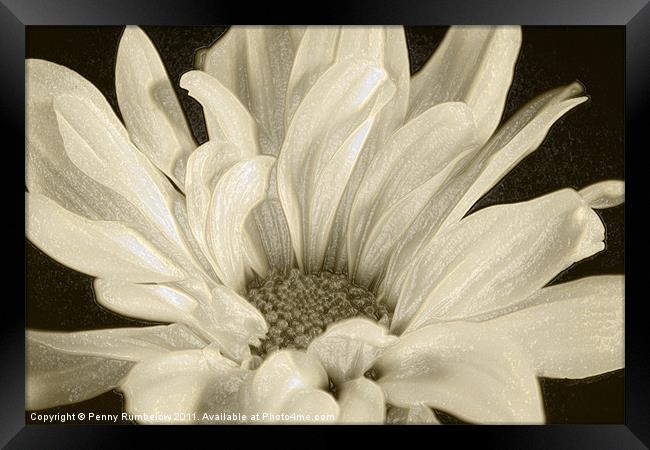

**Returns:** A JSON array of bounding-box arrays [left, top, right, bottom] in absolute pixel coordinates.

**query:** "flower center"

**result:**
[[247, 269, 389, 357]]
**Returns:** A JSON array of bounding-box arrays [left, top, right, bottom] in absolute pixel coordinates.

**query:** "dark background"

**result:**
[[24, 26, 624, 424]]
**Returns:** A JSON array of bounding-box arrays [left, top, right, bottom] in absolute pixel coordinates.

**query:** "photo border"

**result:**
[[4, 0, 645, 447]]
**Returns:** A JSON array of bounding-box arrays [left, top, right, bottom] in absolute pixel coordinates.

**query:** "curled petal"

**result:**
[[197, 26, 295, 154], [180, 70, 259, 154], [376, 321, 544, 424], [205, 156, 274, 292], [116, 26, 196, 188], [579, 180, 625, 209], [307, 318, 398, 385]]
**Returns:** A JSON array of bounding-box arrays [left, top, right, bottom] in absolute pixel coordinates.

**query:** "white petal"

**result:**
[[376, 321, 545, 424], [348, 102, 480, 285], [27, 324, 204, 409], [93, 280, 267, 362], [121, 347, 245, 424], [208, 285, 268, 359], [26, 193, 184, 283], [579, 180, 625, 209], [337, 378, 386, 424], [392, 189, 605, 334], [240, 350, 331, 420], [53, 94, 190, 256], [116, 26, 195, 188], [486, 276, 624, 379], [380, 83, 588, 307], [26, 59, 141, 222], [409, 26, 522, 144], [277, 59, 393, 272], [279, 389, 339, 423], [180, 70, 259, 154], [307, 318, 398, 385], [197, 26, 295, 154], [205, 156, 274, 292], [386, 404, 440, 424]]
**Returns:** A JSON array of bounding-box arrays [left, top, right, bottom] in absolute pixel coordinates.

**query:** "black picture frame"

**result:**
[[4, 0, 645, 447]]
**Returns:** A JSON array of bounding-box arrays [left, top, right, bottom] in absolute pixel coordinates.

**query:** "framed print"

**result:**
[[3, 0, 647, 447]]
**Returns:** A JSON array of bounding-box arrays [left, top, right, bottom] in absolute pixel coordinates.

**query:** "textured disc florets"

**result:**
[[247, 269, 390, 357]]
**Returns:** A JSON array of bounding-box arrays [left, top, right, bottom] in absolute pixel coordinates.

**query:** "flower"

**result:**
[[25, 25, 624, 424]]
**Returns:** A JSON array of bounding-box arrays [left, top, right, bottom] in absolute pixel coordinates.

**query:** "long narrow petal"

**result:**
[[408, 26, 522, 144], [375, 322, 545, 424], [53, 94, 190, 258], [121, 347, 247, 424], [380, 83, 588, 306], [93, 280, 267, 362], [239, 350, 337, 422], [197, 26, 295, 155], [205, 156, 274, 292], [27, 324, 204, 409], [26, 193, 184, 283], [26, 59, 139, 222], [277, 59, 393, 272], [392, 189, 605, 334], [180, 70, 259, 154], [337, 378, 386, 424], [116, 26, 196, 189], [307, 318, 397, 385], [348, 102, 480, 285], [486, 276, 624, 379]]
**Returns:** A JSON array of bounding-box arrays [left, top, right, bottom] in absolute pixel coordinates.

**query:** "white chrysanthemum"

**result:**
[[25, 25, 624, 424]]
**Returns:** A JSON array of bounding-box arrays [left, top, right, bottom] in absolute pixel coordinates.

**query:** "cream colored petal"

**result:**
[[307, 318, 398, 385], [380, 83, 588, 307], [205, 156, 274, 292], [285, 26, 341, 126], [376, 322, 544, 424], [392, 189, 605, 334], [93, 280, 266, 362], [409, 26, 522, 144], [116, 26, 195, 189], [337, 378, 386, 424], [26, 59, 143, 223], [53, 94, 190, 256], [240, 350, 330, 420], [26, 193, 184, 283], [208, 285, 268, 355], [386, 404, 440, 424], [197, 26, 295, 155], [28, 62, 210, 282], [579, 180, 625, 209], [277, 59, 393, 272], [180, 70, 259, 154], [279, 389, 339, 423], [348, 102, 480, 285], [121, 347, 245, 424], [319, 27, 411, 274], [27, 324, 204, 409], [486, 275, 624, 379]]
